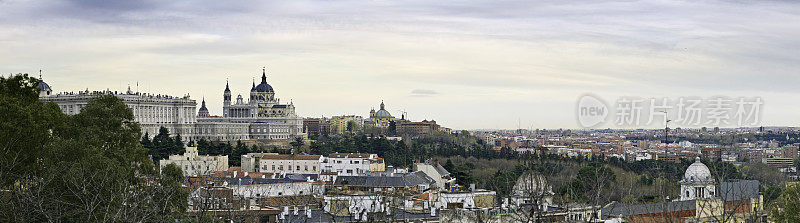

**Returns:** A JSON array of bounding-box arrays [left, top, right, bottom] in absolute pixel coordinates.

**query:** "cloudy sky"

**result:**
[[2, 0, 799, 130]]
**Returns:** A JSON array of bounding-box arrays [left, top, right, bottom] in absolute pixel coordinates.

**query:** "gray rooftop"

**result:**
[[334, 171, 435, 188]]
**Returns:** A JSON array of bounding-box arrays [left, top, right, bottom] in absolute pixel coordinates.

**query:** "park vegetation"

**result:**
[[1, 74, 187, 222]]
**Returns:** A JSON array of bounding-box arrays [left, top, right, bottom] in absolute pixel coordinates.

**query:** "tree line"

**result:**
[[141, 127, 275, 167], [0, 74, 187, 222]]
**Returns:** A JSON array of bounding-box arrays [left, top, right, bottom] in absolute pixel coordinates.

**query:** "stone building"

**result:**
[[366, 101, 394, 128], [159, 146, 229, 177], [37, 68, 306, 142]]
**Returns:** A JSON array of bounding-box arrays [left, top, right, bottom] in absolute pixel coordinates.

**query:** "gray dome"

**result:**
[[253, 70, 274, 93], [373, 101, 392, 118], [36, 79, 51, 92], [199, 98, 208, 111], [254, 82, 273, 92], [374, 109, 392, 118], [684, 157, 712, 182]]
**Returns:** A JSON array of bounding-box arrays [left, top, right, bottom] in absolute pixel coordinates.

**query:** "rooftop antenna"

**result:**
[[658, 110, 672, 144], [39, 69, 42, 79]]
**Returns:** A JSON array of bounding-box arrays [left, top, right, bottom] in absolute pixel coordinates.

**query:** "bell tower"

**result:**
[[223, 79, 231, 117]]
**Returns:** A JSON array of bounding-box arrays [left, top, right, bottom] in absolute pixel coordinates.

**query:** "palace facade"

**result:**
[[37, 69, 305, 142]]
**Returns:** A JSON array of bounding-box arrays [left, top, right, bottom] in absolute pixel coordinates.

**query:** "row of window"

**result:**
[[266, 165, 317, 172]]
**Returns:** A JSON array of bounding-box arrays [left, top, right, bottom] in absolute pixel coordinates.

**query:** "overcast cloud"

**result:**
[[1, 0, 798, 129]]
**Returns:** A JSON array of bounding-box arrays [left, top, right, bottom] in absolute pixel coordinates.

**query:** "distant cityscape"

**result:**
[[5, 1, 800, 222], [21, 69, 798, 222]]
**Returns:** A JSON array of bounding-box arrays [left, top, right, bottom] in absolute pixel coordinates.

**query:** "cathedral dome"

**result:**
[[253, 68, 274, 93], [199, 102, 208, 112], [374, 109, 392, 118], [684, 157, 712, 182], [254, 82, 273, 92], [373, 101, 393, 118]]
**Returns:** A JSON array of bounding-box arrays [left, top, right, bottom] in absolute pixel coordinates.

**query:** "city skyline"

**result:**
[[3, 0, 800, 129]]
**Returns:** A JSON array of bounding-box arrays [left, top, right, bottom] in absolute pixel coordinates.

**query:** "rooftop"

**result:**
[[262, 154, 322, 160]]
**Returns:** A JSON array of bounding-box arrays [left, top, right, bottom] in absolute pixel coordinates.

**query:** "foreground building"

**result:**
[[323, 153, 386, 176], [243, 153, 324, 174], [159, 146, 229, 177], [602, 158, 765, 223]]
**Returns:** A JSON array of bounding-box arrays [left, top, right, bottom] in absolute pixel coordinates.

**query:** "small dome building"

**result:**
[[198, 98, 210, 117], [680, 157, 716, 201], [36, 71, 52, 97], [367, 101, 395, 127]]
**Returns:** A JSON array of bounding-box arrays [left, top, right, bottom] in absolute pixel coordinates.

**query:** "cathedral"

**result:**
[[221, 68, 296, 119], [196, 68, 304, 141], [367, 101, 395, 127]]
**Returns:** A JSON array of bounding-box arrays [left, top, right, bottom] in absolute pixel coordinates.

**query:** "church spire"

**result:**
[[261, 66, 267, 83], [224, 78, 230, 92]]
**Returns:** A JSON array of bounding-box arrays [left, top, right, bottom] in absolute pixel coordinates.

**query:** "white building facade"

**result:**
[[257, 154, 323, 174], [322, 153, 385, 176], [40, 87, 198, 139], [680, 157, 716, 201], [159, 146, 229, 177], [228, 181, 325, 198]]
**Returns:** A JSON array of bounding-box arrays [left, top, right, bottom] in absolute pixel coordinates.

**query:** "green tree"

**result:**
[[0, 75, 188, 222], [388, 120, 397, 136], [150, 126, 174, 161], [290, 137, 304, 154], [0, 74, 65, 186], [770, 183, 800, 223], [173, 133, 185, 155], [157, 163, 189, 219], [346, 120, 358, 133]]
